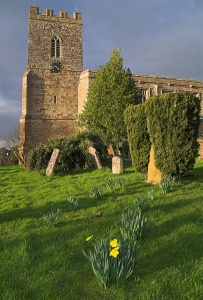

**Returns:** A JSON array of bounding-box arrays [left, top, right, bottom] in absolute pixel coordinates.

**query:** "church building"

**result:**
[[19, 6, 203, 160]]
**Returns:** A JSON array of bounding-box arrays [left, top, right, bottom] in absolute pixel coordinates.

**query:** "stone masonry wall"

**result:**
[[19, 7, 83, 159], [133, 74, 203, 110], [28, 6, 82, 71], [78, 71, 203, 114], [78, 71, 203, 134], [78, 70, 97, 115]]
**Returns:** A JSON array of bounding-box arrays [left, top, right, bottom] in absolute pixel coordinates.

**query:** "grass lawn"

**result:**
[[0, 159, 203, 299]]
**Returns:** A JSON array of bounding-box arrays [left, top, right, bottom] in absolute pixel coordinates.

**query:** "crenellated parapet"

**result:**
[[29, 6, 82, 22], [19, 6, 83, 160]]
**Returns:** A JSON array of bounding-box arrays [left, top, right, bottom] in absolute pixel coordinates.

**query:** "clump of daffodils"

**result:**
[[83, 236, 138, 289], [84, 204, 147, 288]]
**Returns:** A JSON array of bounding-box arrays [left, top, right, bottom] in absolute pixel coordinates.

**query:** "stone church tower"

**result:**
[[19, 6, 83, 160], [19, 6, 203, 161]]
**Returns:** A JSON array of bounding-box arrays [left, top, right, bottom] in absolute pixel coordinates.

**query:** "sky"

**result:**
[[0, 0, 203, 143]]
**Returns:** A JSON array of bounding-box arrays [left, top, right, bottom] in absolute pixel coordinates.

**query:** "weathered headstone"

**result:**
[[107, 144, 115, 158], [46, 148, 60, 176], [112, 156, 123, 174], [147, 146, 162, 184], [88, 146, 102, 169]]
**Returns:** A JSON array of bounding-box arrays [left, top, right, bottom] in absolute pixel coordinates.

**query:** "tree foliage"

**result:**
[[26, 132, 107, 171], [78, 49, 141, 149], [124, 104, 151, 173], [145, 93, 200, 177]]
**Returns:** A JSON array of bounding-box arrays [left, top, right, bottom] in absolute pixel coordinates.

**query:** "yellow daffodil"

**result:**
[[86, 235, 93, 241], [110, 239, 119, 248], [109, 247, 119, 258]]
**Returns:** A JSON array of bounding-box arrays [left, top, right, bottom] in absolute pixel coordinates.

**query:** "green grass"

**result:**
[[0, 160, 203, 299]]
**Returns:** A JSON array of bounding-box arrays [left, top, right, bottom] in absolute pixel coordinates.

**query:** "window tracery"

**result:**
[[51, 36, 61, 58]]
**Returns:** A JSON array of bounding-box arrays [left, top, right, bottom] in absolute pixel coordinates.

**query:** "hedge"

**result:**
[[145, 93, 200, 177], [124, 104, 151, 173]]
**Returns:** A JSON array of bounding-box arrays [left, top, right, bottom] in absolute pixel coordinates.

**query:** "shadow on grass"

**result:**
[[53, 167, 100, 177], [138, 195, 203, 277], [0, 195, 101, 224], [150, 195, 202, 214], [30, 160, 134, 178], [0, 187, 127, 225], [138, 229, 203, 277], [0, 168, 146, 224]]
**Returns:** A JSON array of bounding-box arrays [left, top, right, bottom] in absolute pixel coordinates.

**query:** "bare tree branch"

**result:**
[[3, 126, 19, 149]]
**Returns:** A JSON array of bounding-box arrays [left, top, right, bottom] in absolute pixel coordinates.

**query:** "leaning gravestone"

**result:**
[[112, 156, 123, 174], [88, 146, 102, 169], [46, 148, 60, 176]]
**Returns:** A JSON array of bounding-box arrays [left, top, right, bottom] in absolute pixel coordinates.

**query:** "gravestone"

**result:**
[[147, 146, 162, 184], [112, 156, 123, 174], [46, 148, 60, 176], [88, 146, 102, 169], [107, 145, 115, 158]]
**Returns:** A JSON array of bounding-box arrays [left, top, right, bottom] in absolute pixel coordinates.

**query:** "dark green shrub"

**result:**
[[26, 144, 52, 170], [53, 134, 92, 170], [81, 131, 109, 164], [26, 131, 107, 171], [53, 132, 107, 170], [124, 104, 151, 173], [145, 93, 200, 177], [117, 140, 130, 158]]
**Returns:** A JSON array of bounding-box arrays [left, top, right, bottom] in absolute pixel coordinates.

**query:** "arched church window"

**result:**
[[51, 36, 61, 58]]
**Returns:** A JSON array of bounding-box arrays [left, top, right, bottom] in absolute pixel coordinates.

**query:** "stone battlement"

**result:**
[[29, 6, 82, 22]]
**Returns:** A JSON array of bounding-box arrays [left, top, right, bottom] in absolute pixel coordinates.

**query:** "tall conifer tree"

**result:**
[[79, 49, 140, 149]]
